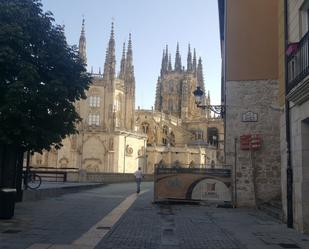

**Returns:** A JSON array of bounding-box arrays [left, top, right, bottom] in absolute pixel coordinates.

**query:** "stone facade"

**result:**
[[31, 22, 146, 173], [280, 0, 309, 233], [135, 110, 223, 173], [225, 80, 281, 206], [31, 24, 224, 175]]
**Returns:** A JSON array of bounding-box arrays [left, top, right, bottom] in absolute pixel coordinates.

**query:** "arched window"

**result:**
[[168, 81, 173, 92], [141, 122, 149, 134], [168, 99, 173, 112]]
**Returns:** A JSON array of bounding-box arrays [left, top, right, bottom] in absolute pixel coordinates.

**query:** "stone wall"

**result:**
[[225, 80, 281, 207], [67, 171, 153, 183], [285, 100, 309, 232]]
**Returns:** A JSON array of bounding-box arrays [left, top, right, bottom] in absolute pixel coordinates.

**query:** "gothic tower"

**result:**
[[155, 43, 209, 120]]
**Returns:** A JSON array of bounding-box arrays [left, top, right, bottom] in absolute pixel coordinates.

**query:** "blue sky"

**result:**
[[41, 0, 221, 108]]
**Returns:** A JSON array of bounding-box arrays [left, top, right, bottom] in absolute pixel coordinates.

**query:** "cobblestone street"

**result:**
[[1, 183, 309, 249]]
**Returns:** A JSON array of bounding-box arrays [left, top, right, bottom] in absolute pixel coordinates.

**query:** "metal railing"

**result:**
[[287, 31, 309, 92], [23, 166, 79, 182]]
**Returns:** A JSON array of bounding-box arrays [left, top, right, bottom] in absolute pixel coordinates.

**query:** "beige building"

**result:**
[[280, 0, 309, 233], [31, 22, 224, 174], [218, 0, 281, 207], [31, 22, 147, 173]]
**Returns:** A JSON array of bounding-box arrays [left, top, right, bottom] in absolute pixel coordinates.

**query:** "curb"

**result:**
[[22, 183, 106, 202]]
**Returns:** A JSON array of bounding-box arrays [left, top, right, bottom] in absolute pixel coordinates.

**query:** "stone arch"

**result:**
[[59, 157, 69, 168], [187, 177, 231, 201]]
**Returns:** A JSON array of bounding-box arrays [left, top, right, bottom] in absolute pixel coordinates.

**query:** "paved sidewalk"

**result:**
[[1, 182, 309, 249], [0, 182, 151, 249], [96, 190, 309, 249]]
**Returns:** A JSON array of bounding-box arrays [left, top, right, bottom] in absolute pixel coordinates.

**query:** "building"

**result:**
[[218, 0, 281, 207], [31, 21, 147, 173], [281, 0, 309, 233], [137, 44, 224, 173], [31, 21, 224, 174]]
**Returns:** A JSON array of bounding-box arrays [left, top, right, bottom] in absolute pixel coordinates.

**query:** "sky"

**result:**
[[41, 0, 222, 109]]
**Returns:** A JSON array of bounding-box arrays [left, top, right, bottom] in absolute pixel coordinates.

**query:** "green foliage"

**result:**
[[0, 0, 91, 152]]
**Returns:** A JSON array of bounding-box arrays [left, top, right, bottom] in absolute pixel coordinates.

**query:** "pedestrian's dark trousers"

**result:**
[[136, 178, 141, 193]]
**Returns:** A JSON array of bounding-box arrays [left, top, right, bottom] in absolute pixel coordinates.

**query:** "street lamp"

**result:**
[[193, 87, 225, 115]]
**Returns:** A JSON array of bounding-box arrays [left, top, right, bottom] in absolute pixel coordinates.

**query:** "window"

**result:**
[[163, 125, 169, 135], [300, 1, 309, 37], [88, 114, 100, 126], [208, 127, 218, 147], [141, 122, 149, 134], [115, 97, 121, 112], [168, 81, 173, 92], [89, 96, 100, 107], [168, 99, 173, 112]]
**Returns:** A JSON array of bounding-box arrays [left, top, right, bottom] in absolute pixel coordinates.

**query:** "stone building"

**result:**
[[218, 0, 281, 207], [31, 21, 147, 173], [31, 21, 224, 174], [280, 0, 309, 233], [138, 44, 224, 173]]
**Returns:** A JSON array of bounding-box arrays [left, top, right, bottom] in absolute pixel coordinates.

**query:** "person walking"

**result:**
[[134, 167, 143, 193]]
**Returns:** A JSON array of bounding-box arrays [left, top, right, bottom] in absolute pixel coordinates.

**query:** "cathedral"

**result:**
[[30, 21, 224, 174]]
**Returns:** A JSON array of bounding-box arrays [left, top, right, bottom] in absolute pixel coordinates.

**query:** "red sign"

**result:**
[[240, 134, 262, 150], [250, 134, 262, 150], [240, 135, 251, 150]]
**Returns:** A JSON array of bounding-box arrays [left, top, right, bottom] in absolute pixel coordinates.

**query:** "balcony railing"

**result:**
[[287, 31, 309, 92]]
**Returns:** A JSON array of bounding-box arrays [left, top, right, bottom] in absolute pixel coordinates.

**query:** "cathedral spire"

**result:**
[[119, 42, 126, 80], [160, 45, 169, 76], [187, 44, 192, 72], [197, 57, 205, 91], [78, 18, 87, 64], [124, 33, 135, 89], [168, 54, 172, 71], [193, 48, 197, 73], [175, 42, 182, 72], [165, 45, 169, 70], [160, 49, 166, 76], [103, 22, 116, 84]]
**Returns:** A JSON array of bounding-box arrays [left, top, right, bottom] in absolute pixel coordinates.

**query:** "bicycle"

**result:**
[[23, 170, 42, 190]]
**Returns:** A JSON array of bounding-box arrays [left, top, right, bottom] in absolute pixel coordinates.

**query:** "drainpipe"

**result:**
[[234, 137, 237, 207], [284, 0, 293, 228]]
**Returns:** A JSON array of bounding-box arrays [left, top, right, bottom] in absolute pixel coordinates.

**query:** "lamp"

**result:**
[[193, 87, 225, 115]]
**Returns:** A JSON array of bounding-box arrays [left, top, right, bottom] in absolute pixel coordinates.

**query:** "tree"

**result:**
[[0, 0, 91, 189], [0, 0, 91, 152]]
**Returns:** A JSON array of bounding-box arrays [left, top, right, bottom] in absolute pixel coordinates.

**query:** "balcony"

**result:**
[[287, 31, 309, 104], [287, 31, 309, 93]]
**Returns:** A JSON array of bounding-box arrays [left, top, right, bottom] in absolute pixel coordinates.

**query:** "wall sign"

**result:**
[[240, 134, 262, 150], [242, 111, 258, 122]]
